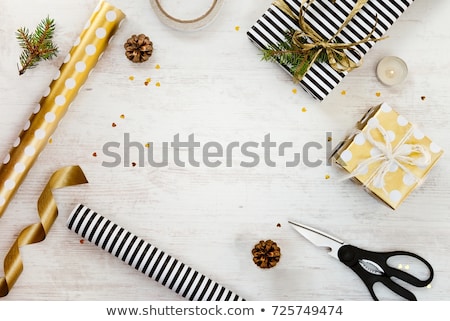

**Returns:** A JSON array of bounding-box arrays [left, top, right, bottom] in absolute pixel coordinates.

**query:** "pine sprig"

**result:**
[[16, 16, 58, 75], [262, 30, 329, 81]]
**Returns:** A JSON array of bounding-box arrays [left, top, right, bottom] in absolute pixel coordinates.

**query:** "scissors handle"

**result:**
[[338, 244, 434, 301]]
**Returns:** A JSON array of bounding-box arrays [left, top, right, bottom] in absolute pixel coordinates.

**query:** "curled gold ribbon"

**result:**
[[0, 165, 88, 297], [273, 0, 386, 81]]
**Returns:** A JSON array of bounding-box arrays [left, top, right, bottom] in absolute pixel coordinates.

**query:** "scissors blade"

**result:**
[[288, 221, 344, 260]]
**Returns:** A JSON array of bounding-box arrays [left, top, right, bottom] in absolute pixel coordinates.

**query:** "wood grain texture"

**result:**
[[0, 0, 449, 301]]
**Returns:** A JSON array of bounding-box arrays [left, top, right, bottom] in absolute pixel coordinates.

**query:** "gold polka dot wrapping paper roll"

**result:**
[[0, 1, 125, 218]]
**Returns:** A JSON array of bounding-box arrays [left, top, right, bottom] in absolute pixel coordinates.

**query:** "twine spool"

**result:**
[[149, 0, 224, 31]]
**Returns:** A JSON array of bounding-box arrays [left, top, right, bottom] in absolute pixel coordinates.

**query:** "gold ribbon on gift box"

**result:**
[[272, 0, 386, 81]]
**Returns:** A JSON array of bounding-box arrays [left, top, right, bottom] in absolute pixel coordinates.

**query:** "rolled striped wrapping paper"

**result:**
[[67, 204, 245, 301], [0, 1, 125, 218], [247, 0, 415, 100]]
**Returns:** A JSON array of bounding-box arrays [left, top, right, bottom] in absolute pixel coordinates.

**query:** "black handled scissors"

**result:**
[[288, 221, 434, 301]]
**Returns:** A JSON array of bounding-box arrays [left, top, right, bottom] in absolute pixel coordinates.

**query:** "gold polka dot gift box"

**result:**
[[0, 1, 125, 218], [331, 103, 443, 209]]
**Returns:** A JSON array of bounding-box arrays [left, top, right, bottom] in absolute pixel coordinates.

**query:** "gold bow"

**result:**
[[0, 165, 88, 297], [272, 0, 386, 81]]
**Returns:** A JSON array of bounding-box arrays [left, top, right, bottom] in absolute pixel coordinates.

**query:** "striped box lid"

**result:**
[[247, 0, 414, 100]]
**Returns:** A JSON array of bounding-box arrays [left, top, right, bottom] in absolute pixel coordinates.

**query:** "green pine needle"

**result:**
[[16, 16, 58, 75], [262, 30, 329, 81]]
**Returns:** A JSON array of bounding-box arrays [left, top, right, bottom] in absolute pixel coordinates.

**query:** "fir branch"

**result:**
[[262, 30, 330, 80], [16, 16, 58, 75]]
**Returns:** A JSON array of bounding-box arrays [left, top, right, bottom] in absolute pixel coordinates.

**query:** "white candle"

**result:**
[[376, 56, 408, 86]]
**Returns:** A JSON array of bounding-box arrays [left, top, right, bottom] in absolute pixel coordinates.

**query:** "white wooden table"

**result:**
[[0, 0, 449, 301]]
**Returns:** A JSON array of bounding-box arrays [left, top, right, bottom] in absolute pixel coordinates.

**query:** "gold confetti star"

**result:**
[[341, 90, 347, 95], [235, 26, 240, 31], [145, 143, 150, 148], [301, 107, 307, 112], [129, 75, 135, 81], [144, 78, 151, 86], [156, 82, 161, 87], [120, 114, 125, 119], [325, 174, 330, 180], [155, 64, 160, 69], [376, 92, 381, 97], [292, 88, 298, 94]]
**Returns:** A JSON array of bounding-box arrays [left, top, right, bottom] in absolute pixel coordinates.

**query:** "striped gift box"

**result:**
[[67, 204, 244, 301], [247, 0, 414, 100]]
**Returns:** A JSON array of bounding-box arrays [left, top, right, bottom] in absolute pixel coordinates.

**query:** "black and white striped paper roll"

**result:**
[[67, 204, 244, 301], [247, 0, 414, 100]]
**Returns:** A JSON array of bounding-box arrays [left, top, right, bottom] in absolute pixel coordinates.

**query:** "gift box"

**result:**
[[332, 103, 443, 209], [247, 0, 415, 100]]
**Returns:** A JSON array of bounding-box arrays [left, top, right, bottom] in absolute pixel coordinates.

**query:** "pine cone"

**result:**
[[124, 34, 153, 63], [252, 240, 281, 269]]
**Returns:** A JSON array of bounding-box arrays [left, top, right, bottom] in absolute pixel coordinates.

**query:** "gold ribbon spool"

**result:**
[[0, 165, 88, 297], [149, 0, 224, 31]]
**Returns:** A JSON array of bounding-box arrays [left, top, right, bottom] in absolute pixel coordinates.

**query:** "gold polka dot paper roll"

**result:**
[[332, 103, 443, 209], [0, 1, 125, 218]]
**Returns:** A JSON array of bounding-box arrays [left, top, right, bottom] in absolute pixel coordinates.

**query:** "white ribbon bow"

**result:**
[[345, 122, 431, 194]]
